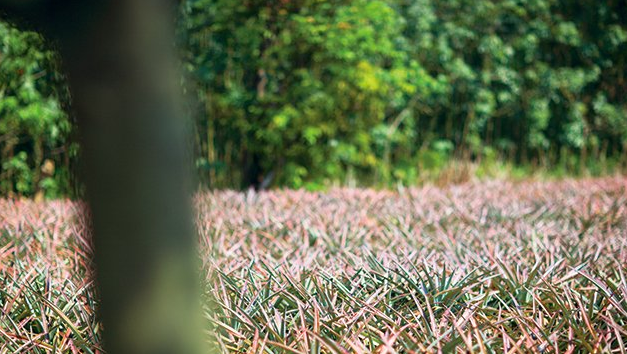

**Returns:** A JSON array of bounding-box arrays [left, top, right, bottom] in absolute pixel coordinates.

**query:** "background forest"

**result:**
[[1, 0, 626, 196]]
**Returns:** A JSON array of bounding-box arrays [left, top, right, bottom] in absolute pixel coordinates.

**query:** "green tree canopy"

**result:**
[[1, 0, 626, 195]]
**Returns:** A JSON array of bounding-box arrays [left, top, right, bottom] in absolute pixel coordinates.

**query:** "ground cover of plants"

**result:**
[[1, 177, 627, 353]]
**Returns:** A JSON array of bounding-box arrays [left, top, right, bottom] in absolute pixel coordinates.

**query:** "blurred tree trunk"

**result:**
[[0, 1, 210, 353]]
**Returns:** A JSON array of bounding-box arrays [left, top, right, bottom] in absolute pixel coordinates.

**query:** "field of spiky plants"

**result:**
[[1, 178, 627, 353]]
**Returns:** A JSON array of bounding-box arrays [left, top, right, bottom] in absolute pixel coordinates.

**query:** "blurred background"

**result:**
[[1, 0, 626, 197]]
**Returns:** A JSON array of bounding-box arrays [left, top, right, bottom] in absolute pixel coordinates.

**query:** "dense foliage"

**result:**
[[0, 22, 74, 198], [2, 178, 627, 352], [2, 0, 627, 195]]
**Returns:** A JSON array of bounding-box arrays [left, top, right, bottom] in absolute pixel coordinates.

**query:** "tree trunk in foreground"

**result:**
[[0, 1, 210, 353]]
